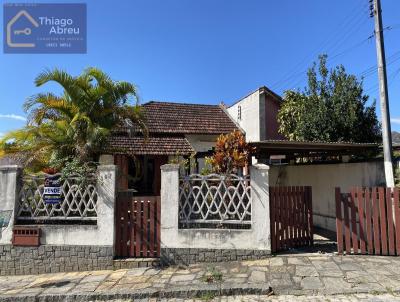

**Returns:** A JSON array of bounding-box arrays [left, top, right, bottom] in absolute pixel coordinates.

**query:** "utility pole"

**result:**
[[371, 0, 395, 187]]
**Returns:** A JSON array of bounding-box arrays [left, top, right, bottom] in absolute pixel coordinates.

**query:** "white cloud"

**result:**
[[391, 118, 400, 125], [0, 114, 26, 122]]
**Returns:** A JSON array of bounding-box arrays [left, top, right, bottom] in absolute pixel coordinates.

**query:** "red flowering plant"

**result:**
[[208, 130, 254, 175]]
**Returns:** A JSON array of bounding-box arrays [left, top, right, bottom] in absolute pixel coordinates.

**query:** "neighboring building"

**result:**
[[226, 86, 283, 142], [102, 101, 239, 195]]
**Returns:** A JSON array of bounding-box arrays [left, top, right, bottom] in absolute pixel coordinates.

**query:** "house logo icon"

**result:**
[[6, 10, 39, 48], [4, 3, 87, 54]]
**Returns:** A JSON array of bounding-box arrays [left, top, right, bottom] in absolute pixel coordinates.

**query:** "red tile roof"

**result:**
[[106, 136, 195, 155], [138, 101, 238, 134], [106, 101, 238, 156]]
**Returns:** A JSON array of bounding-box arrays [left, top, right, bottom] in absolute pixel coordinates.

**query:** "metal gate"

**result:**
[[115, 192, 161, 258], [270, 186, 313, 253]]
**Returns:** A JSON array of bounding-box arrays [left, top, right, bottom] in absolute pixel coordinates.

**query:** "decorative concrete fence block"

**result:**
[[160, 164, 271, 265], [0, 164, 117, 275], [179, 173, 251, 227], [18, 174, 99, 222]]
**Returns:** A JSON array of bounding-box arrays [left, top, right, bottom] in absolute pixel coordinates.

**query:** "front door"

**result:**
[[114, 154, 168, 196]]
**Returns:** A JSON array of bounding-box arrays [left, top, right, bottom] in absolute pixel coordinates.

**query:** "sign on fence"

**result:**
[[43, 176, 61, 204]]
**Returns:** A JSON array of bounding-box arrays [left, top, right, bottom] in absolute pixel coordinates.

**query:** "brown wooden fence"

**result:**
[[335, 187, 400, 256], [270, 186, 313, 253], [115, 193, 161, 258]]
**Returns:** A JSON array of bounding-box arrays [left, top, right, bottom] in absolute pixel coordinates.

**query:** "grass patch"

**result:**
[[201, 266, 223, 284], [199, 291, 216, 301]]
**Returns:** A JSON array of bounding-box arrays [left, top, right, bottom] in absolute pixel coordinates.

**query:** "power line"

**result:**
[[271, 0, 368, 89], [279, 25, 398, 92], [364, 64, 400, 94], [359, 50, 400, 78], [275, 34, 374, 92], [270, 0, 369, 91], [272, 10, 371, 91]]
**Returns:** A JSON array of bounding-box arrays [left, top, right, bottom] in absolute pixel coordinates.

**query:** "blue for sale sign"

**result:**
[[43, 176, 62, 205], [3, 3, 87, 54]]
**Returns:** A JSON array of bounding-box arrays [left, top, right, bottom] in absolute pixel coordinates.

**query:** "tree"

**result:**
[[0, 67, 147, 171], [208, 130, 254, 174], [278, 55, 381, 143]]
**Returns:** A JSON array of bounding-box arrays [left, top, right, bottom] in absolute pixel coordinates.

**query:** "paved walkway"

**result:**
[[1, 255, 400, 301]]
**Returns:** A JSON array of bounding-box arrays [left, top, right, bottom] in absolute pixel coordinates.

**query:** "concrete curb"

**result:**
[[0, 284, 273, 302], [1, 284, 398, 302]]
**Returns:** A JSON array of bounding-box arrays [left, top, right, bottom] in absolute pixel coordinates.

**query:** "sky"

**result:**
[[0, 0, 399, 137]]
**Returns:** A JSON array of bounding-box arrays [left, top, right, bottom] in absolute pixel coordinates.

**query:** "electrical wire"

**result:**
[[270, 0, 369, 91]]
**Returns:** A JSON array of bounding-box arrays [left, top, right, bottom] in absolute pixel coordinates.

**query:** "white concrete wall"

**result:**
[[160, 164, 271, 251], [185, 134, 219, 173], [185, 134, 219, 153], [268, 161, 386, 232], [227, 90, 261, 142], [0, 166, 21, 244], [0, 165, 117, 247]]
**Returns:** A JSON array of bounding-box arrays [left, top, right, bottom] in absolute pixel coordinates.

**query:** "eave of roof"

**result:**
[[228, 86, 282, 108], [105, 136, 195, 156], [251, 140, 379, 156]]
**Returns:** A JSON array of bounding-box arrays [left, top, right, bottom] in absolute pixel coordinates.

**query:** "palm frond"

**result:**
[[34, 68, 84, 103]]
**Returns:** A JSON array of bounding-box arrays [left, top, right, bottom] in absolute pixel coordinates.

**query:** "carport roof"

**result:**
[[251, 140, 379, 157]]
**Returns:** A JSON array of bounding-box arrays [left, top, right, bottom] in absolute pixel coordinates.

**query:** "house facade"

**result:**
[[99, 86, 284, 196], [100, 101, 240, 196]]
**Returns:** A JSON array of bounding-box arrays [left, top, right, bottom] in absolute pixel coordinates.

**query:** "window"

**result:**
[[238, 105, 242, 121]]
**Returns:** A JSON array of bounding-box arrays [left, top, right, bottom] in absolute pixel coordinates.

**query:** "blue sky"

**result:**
[[0, 0, 399, 136]]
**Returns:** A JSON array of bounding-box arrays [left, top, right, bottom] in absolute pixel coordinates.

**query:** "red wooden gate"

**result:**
[[335, 187, 400, 255], [115, 192, 161, 258], [270, 186, 313, 253]]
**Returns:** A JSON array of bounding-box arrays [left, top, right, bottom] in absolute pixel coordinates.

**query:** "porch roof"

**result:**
[[105, 136, 195, 156], [251, 140, 379, 158]]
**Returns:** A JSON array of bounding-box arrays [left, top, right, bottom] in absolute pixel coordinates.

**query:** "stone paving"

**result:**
[[0, 255, 400, 301]]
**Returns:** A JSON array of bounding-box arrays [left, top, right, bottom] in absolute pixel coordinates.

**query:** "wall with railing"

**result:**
[[179, 174, 251, 228], [160, 164, 271, 264], [0, 165, 116, 247], [18, 174, 98, 223]]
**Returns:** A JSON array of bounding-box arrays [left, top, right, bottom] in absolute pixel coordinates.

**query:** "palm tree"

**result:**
[[1, 67, 147, 170]]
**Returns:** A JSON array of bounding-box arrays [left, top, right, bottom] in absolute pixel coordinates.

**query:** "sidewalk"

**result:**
[[1, 254, 400, 301]]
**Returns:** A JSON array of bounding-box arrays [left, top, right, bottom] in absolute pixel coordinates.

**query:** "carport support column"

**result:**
[[250, 163, 271, 251], [0, 165, 22, 245], [160, 164, 180, 253]]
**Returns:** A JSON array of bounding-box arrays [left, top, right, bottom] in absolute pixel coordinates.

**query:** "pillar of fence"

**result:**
[[160, 164, 180, 247], [160, 163, 271, 265], [0, 165, 21, 245], [250, 163, 271, 251], [95, 164, 117, 246]]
